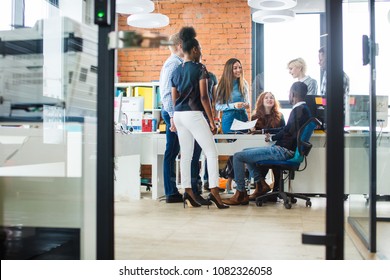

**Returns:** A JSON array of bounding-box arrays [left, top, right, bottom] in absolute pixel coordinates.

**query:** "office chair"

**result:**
[[255, 117, 321, 209]]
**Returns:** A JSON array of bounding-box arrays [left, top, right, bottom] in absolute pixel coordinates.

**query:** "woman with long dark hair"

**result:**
[[215, 58, 250, 134]]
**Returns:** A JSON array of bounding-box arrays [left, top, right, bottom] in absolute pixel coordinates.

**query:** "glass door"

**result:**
[[372, 1, 390, 258], [347, 0, 390, 255], [344, 0, 372, 250], [0, 0, 98, 259]]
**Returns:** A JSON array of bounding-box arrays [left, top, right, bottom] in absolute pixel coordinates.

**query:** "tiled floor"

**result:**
[[115, 190, 389, 260]]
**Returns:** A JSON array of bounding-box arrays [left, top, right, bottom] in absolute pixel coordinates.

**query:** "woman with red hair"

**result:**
[[249, 91, 285, 200]]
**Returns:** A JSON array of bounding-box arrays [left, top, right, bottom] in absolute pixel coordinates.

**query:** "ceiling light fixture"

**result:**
[[248, 0, 297, 10], [127, 13, 169, 28], [252, 9, 295, 24], [116, 0, 155, 14]]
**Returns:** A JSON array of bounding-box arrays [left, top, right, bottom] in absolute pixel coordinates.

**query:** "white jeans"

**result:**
[[173, 111, 219, 189]]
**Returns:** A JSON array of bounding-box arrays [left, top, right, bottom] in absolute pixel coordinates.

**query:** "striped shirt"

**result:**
[[159, 54, 183, 117], [320, 70, 350, 96]]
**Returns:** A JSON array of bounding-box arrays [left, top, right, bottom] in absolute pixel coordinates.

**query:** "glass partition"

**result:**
[[0, 0, 97, 259], [346, 1, 390, 251], [374, 0, 390, 240], [344, 0, 372, 249]]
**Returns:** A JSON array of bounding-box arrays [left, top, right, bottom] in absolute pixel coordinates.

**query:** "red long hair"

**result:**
[[251, 92, 283, 129]]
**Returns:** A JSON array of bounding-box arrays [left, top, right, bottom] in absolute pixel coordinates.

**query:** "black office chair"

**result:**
[[255, 117, 321, 209]]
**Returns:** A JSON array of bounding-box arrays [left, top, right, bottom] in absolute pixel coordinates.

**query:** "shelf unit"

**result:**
[[115, 81, 161, 122]]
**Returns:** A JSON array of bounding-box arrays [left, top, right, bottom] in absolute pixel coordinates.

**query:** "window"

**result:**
[[263, 14, 321, 102], [343, 2, 390, 97], [0, 0, 13, 30], [0, 0, 57, 31]]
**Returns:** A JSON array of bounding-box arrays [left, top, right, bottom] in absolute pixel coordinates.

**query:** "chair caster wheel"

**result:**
[[306, 201, 312, 207], [284, 203, 292, 209], [256, 200, 263, 207], [291, 198, 297, 204]]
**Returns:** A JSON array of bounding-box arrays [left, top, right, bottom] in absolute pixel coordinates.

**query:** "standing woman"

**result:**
[[249, 91, 285, 200], [215, 58, 250, 134], [287, 57, 318, 96], [215, 58, 249, 194], [170, 26, 228, 209]]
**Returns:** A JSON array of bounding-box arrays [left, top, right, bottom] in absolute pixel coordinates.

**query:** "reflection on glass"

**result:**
[[347, 1, 390, 251], [0, 10, 98, 259]]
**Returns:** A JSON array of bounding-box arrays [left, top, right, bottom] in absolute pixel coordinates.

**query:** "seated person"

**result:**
[[222, 82, 311, 206], [249, 91, 285, 201]]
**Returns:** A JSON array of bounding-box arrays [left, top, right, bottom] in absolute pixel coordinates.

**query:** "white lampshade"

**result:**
[[252, 9, 295, 24], [116, 0, 155, 14], [248, 0, 297, 10], [127, 13, 169, 28]]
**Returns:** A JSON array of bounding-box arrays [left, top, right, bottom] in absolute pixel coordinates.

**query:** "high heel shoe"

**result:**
[[183, 192, 201, 208], [207, 193, 229, 209]]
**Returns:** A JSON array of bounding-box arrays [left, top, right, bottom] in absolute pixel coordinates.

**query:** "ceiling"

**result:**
[[294, 0, 325, 13]]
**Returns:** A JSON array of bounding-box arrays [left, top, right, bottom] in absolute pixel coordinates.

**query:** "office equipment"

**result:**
[[305, 95, 326, 129], [346, 94, 388, 128], [121, 96, 144, 113], [0, 17, 98, 119], [120, 96, 144, 131], [115, 82, 161, 123], [255, 117, 320, 209]]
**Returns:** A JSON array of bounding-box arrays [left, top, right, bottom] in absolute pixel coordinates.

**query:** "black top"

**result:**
[[207, 72, 218, 102], [272, 103, 311, 152], [171, 61, 209, 112]]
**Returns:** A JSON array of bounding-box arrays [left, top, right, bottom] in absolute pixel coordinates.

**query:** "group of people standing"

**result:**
[[159, 26, 321, 209]]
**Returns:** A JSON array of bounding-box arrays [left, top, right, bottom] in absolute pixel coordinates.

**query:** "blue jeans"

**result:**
[[221, 109, 248, 134], [161, 109, 202, 196], [233, 145, 293, 191]]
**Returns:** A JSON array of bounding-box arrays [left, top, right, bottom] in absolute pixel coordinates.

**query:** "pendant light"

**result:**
[[126, 0, 169, 29], [252, 9, 295, 24], [248, 0, 297, 10], [127, 13, 169, 28], [116, 0, 155, 14]]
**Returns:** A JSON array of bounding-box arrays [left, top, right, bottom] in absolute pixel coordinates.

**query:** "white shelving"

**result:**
[[115, 81, 161, 122]]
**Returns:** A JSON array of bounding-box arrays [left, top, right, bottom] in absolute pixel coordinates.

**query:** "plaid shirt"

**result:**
[[320, 70, 350, 96], [159, 54, 183, 117]]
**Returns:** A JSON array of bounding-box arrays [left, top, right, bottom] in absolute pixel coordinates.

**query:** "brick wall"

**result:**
[[116, 0, 252, 86]]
